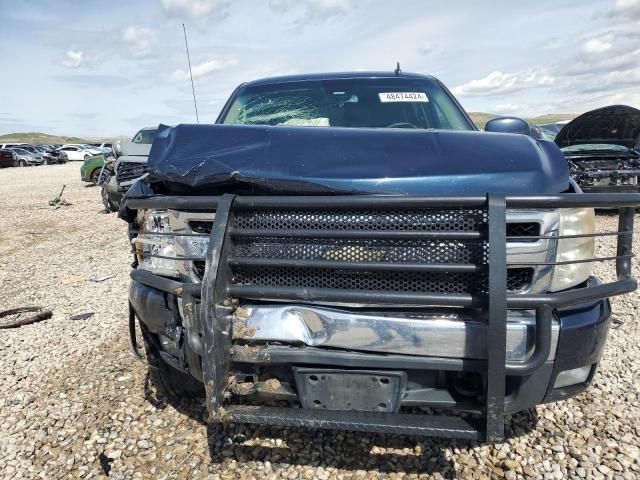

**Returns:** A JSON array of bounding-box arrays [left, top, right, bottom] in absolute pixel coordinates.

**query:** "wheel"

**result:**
[[84, 154, 90, 161], [18, 160, 26, 167], [141, 326, 204, 398], [101, 183, 119, 212], [91, 167, 109, 185]]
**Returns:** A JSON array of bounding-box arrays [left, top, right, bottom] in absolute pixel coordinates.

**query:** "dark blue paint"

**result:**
[[485, 116, 531, 136], [241, 70, 438, 87], [146, 123, 570, 195]]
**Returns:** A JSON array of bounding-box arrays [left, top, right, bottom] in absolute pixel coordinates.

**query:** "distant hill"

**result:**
[[2, 117, 578, 144], [0, 132, 127, 144], [469, 112, 576, 130]]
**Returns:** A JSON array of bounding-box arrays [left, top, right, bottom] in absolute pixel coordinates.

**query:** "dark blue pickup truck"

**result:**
[[122, 71, 639, 442]]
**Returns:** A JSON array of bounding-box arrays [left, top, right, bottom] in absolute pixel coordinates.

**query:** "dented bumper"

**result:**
[[231, 304, 561, 362]]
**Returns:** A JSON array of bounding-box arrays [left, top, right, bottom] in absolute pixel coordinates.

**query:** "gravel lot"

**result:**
[[0, 163, 639, 479]]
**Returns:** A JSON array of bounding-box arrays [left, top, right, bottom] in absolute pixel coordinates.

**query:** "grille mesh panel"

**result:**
[[196, 260, 531, 292], [233, 267, 532, 294], [116, 161, 148, 183], [506, 268, 532, 291], [221, 207, 534, 296], [234, 267, 484, 294], [233, 238, 488, 265], [232, 208, 488, 232], [506, 222, 540, 238]]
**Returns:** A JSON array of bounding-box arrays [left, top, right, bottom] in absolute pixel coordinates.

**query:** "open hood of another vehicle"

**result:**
[[555, 105, 640, 150]]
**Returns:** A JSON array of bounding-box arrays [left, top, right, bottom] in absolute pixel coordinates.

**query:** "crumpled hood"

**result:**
[[555, 105, 640, 151], [145, 123, 570, 195]]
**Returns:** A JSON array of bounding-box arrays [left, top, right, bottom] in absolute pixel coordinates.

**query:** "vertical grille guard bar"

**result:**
[[617, 207, 635, 279], [505, 306, 553, 375], [201, 194, 236, 420], [485, 193, 507, 442]]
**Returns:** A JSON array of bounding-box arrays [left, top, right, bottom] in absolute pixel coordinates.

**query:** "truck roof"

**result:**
[[242, 71, 438, 87]]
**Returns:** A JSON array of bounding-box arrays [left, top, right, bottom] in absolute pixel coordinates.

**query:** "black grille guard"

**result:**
[[126, 192, 640, 442]]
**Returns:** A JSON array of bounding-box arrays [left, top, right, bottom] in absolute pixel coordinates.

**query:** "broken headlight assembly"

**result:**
[[133, 209, 210, 278], [549, 208, 595, 292]]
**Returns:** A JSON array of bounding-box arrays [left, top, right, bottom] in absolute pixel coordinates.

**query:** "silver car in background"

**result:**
[[8, 147, 44, 167]]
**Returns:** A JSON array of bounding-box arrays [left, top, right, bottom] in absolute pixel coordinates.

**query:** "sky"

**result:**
[[0, 0, 638, 137]]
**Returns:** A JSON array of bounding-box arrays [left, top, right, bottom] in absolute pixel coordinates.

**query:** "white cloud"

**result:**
[[122, 25, 157, 58], [581, 38, 612, 55], [611, 0, 640, 19], [269, 0, 352, 23], [160, 0, 230, 21], [62, 49, 85, 69], [169, 57, 236, 82], [494, 103, 521, 114], [451, 70, 554, 96]]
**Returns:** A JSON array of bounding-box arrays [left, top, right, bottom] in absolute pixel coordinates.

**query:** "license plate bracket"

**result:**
[[294, 368, 406, 412]]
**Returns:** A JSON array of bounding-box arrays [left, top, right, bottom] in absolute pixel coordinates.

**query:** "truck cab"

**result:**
[[122, 72, 639, 442]]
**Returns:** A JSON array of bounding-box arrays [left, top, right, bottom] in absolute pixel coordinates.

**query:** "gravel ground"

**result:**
[[0, 163, 639, 480]]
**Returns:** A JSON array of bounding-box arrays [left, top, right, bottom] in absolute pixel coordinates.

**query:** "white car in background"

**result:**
[[57, 145, 97, 161], [79, 144, 103, 155], [88, 142, 113, 156]]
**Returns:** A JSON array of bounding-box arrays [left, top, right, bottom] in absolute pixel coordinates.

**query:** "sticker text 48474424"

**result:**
[[378, 92, 429, 103]]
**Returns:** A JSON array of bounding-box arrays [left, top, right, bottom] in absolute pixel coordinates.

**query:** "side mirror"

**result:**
[[112, 140, 123, 159], [485, 116, 532, 136]]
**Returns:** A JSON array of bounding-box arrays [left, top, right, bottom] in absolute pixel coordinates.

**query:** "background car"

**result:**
[[81, 154, 112, 185], [0, 142, 28, 149], [45, 148, 68, 164], [88, 142, 113, 156], [16, 144, 46, 158], [556, 105, 640, 193], [57, 145, 95, 161], [34, 145, 55, 163], [0, 149, 16, 167], [7, 147, 44, 166], [77, 144, 103, 156], [102, 126, 157, 212]]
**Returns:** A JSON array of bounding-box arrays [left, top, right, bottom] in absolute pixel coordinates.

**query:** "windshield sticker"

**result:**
[[378, 92, 428, 103]]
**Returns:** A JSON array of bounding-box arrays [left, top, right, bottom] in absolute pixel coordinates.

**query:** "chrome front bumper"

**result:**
[[232, 305, 559, 362]]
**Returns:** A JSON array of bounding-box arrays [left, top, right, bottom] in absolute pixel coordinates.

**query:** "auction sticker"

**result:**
[[378, 92, 428, 103]]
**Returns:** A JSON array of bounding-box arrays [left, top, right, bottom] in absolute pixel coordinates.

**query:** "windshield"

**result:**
[[562, 143, 630, 153], [12, 148, 29, 155], [221, 78, 473, 130], [132, 129, 157, 144]]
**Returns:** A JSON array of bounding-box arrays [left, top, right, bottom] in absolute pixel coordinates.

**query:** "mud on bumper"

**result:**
[[126, 193, 639, 442]]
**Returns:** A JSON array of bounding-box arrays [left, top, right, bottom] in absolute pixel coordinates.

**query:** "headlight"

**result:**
[[549, 208, 595, 292], [133, 209, 211, 278]]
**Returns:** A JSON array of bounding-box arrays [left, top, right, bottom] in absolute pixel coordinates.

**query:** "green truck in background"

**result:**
[[80, 154, 113, 185]]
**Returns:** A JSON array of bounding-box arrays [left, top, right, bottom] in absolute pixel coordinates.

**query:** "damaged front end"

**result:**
[[126, 191, 640, 442], [557, 105, 640, 193], [123, 123, 640, 442]]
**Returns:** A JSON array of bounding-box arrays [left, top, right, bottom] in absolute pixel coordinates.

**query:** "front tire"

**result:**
[[101, 183, 119, 212], [18, 160, 26, 167], [141, 327, 204, 398]]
